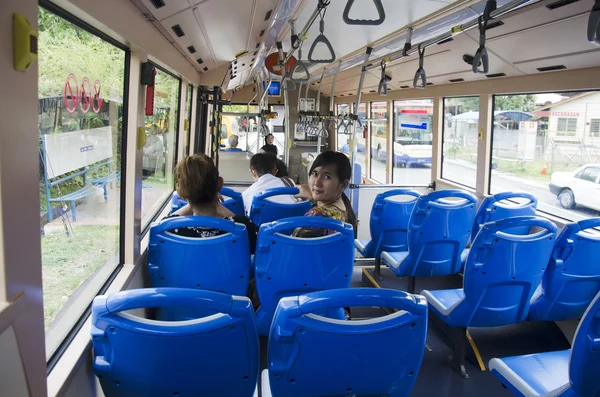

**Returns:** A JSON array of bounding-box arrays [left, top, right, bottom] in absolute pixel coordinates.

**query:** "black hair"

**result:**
[[175, 154, 219, 207], [309, 151, 357, 236], [275, 158, 289, 177], [250, 153, 277, 177]]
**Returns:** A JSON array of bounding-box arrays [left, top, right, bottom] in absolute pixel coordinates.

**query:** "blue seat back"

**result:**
[[170, 188, 245, 216], [91, 288, 259, 397], [570, 291, 600, 397], [457, 217, 557, 327], [268, 288, 428, 397], [148, 216, 251, 319], [221, 187, 245, 216], [472, 192, 537, 242], [249, 187, 312, 226], [529, 218, 600, 321], [254, 217, 354, 335], [366, 189, 420, 258], [170, 191, 187, 214], [402, 190, 477, 276]]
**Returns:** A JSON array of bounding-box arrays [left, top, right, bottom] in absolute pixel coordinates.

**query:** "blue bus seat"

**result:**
[[261, 288, 428, 397], [422, 216, 557, 377], [249, 187, 312, 226], [148, 216, 251, 320], [91, 288, 259, 397], [221, 187, 245, 215], [528, 218, 600, 322], [472, 191, 537, 242], [254, 217, 355, 335], [170, 187, 245, 216], [170, 191, 187, 214], [355, 189, 420, 259], [380, 190, 477, 293], [489, 291, 600, 397]]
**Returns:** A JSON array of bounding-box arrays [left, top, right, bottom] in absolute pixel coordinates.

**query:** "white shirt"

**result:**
[[242, 173, 298, 216]]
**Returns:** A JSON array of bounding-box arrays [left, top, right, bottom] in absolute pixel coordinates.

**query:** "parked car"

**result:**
[[549, 164, 600, 211]]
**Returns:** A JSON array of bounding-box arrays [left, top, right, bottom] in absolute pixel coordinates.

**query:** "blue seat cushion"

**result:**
[[489, 350, 571, 397], [381, 251, 410, 271], [421, 288, 465, 319], [354, 239, 370, 256]]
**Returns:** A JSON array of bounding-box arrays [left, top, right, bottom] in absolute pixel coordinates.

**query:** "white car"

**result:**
[[549, 164, 600, 211]]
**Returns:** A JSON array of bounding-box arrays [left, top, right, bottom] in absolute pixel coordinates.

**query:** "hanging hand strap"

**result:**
[[413, 45, 427, 89], [377, 61, 391, 96], [473, 0, 496, 74], [291, 52, 311, 82], [308, 5, 336, 64], [343, 0, 386, 26], [589, 0, 600, 45]]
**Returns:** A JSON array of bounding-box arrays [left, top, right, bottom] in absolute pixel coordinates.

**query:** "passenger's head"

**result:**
[[228, 134, 239, 148], [308, 151, 357, 229], [175, 154, 222, 208], [275, 158, 289, 178], [265, 134, 274, 145], [249, 153, 277, 181]]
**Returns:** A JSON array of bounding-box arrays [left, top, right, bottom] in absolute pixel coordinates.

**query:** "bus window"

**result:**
[[490, 91, 600, 221], [442, 97, 480, 188], [392, 99, 433, 185], [141, 68, 181, 227], [370, 101, 388, 183]]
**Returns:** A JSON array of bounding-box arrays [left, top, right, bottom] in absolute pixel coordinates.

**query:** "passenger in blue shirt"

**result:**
[[223, 134, 243, 152]]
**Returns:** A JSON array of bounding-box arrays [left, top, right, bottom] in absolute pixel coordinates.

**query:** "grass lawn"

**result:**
[[42, 225, 119, 328]]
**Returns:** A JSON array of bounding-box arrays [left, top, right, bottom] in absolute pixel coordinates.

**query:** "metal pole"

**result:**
[[277, 41, 291, 164], [364, 0, 540, 72], [316, 68, 326, 155], [350, 47, 373, 207]]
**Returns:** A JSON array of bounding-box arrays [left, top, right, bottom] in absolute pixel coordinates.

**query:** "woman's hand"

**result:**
[[172, 203, 193, 216], [295, 184, 313, 201]]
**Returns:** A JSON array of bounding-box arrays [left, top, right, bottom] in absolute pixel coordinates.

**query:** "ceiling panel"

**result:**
[[487, 13, 599, 64], [194, 0, 255, 64], [159, 10, 217, 70], [140, 0, 190, 21], [514, 49, 600, 74]]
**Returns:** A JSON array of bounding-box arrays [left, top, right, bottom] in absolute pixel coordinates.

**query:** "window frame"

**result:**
[[39, 0, 131, 373], [577, 166, 600, 183], [556, 117, 577, 135], [590, 118, 600, 137]]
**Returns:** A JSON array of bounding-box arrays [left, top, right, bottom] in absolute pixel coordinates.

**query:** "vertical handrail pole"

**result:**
[[316, 68, 326, 155], [350, 47, 373, 207]]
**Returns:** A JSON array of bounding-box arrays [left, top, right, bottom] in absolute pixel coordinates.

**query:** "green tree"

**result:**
[[494, 95, 536, 112]]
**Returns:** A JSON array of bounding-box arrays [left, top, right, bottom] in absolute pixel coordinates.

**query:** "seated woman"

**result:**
[[294, 151, 358, 238], [168, 154, 259, 308]]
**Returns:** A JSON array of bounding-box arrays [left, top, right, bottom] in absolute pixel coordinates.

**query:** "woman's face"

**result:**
[[309, 164, 347, 204], [267, 135, 274, 145]]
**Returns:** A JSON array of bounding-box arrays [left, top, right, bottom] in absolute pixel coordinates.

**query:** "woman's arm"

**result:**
[[172, 203, 193, 216], [295, 184, 313, 201]]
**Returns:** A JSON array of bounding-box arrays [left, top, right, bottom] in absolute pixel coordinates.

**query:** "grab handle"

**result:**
[[343, 0, 386, 26], [298, 288, 426, 315], [307, 20, 336, 64], [103, 288, 234, 315]]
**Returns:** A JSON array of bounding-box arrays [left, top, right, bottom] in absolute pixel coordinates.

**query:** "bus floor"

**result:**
[[257, 267, 572, 397]]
